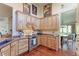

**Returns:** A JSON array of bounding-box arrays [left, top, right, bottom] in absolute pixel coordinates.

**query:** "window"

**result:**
[[60, 25, 72, 34]]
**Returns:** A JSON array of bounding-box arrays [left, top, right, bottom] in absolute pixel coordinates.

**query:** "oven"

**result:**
[[28, 34, 37, 51]]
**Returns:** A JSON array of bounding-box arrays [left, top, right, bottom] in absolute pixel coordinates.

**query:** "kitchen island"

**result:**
[[0, 36, 28, 56]]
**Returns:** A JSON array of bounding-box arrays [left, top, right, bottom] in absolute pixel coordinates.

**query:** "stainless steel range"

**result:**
[[28, 33, 38, 51]]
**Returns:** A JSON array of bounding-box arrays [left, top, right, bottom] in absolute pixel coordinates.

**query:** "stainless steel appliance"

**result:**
[[28, 33, 37, 51]]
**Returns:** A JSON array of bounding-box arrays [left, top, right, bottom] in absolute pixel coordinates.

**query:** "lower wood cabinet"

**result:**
[[11, 41, 18, 56], [47, 36, 59, 50], [37, 36, 41, 46], [40, 35, 48, 47], [19, 39, 28, 54], [39, 35, 59, 50], [0, 50, 1, 56], [1, 45, 10, 56], [0, 38, 29, 56]]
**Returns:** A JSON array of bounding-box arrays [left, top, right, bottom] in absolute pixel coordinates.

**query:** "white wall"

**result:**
[[3, 3, 23, 36], [52, 3, 77, 15]]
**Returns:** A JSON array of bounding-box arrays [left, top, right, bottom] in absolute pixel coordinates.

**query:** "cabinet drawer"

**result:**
[[19, 45, 28, 49], [1, 50, 10, 56], [48, 36, 56, 40], [19, 39, 28, 44], [1, 45, 10, 56], [19, 47, 28, 54], [1, 45, 10, 52], [11, 41, 18, 46], [19, 42, 28, 46]]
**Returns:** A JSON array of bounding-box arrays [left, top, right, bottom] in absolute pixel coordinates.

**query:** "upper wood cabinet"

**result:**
[[40, 15, 59, 31], [16, 11, 27, 31], [40, 18, 48, 31], [30, 16, 40, 30], [52, 15, 59, 31], [16, 11, 40, 31]]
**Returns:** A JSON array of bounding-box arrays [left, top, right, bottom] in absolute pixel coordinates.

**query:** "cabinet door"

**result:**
[[40, 19, 46, 30], [16, 11, 27, 30], [37, 36, 41, 45], [11, 41, 18, 56], [47, 36, 54, 49], [0, 50, 1, 56], [19, 39, 28, 54], [44, 17, 48, 30], [47, 36, 57, 50], [40, 35, 48, 47], [52, 15, 59, 31], [1, 45, 10, 56], [47, 16, 52, 31], [48, 36, 59, 50]]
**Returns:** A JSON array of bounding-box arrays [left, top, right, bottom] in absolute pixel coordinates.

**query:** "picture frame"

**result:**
[[43, 4, 52, 17], [32, 4, 37, 15], [23, 3, 30, 14]]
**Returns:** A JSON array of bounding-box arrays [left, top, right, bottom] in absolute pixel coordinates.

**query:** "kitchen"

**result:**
[[0, 3, 79, 56]]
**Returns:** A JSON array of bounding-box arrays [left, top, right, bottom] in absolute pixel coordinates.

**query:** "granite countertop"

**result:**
[[0, 36, 29, 49], [0, 32, 59, 49], [38, 32, 59, 37]]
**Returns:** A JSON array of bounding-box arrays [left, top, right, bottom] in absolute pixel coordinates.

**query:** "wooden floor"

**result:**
[[20, 45, 76, 56]]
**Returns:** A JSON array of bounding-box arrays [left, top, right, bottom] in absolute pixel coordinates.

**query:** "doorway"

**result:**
[[60, 25, 76, 50], [60, 9, 76, 51]]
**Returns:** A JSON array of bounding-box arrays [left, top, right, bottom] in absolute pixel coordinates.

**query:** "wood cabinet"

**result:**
[[0, 50, 1, 56], [30, 16, 40, 30], [47, 35, 59, 50], [40, 17, 48, 31], [38, 35, 59, 50], [16, 11, 27, 31], [16, 11, 40, 31], [49, 15, 59, 31], [0, 38, 29, 56], [40, 15, 59, 31], [1, 45, 10, 56], [40, 35, 48, 47], [11, 40, 18, 56], [37, 36, 41, 45], [19, 39, 28, 54]]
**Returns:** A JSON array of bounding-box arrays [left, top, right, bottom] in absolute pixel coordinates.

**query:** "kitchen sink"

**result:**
[[0, 39, 12, 46]]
